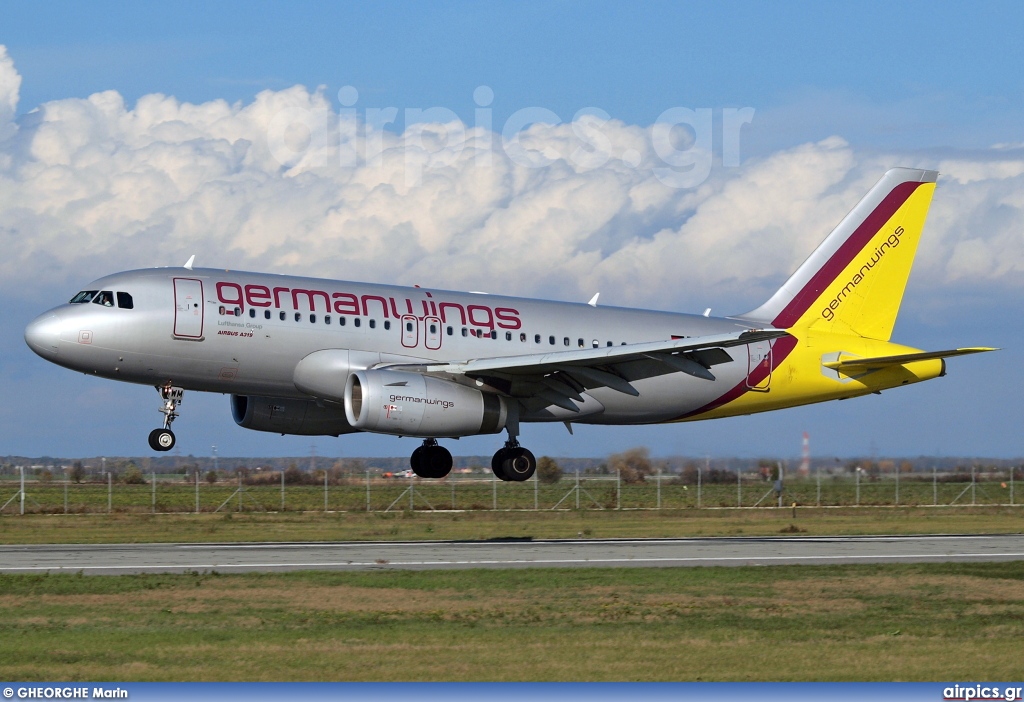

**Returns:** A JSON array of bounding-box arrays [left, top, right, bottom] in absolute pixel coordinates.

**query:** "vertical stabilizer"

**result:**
[[739, 168, 937, 341]]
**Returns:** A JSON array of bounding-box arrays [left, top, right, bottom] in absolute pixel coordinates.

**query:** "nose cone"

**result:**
[[25, 312, 62, 357]]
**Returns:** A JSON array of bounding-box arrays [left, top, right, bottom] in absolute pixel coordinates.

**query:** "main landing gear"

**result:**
[[148, 383, 183, 452], [491, 439, 536, 482], [410, 439, 454, 479]]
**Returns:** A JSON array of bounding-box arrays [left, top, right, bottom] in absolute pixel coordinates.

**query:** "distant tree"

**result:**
[[39, 469, 54, 483], [536, 456, 562, 484], [205, 470, 218, 484], [69, 461, 85, 484], [899, 460, 914, 474], [123, 464, 146, 484], [284, 463, 304, 485], [609, 447, 653, 484]]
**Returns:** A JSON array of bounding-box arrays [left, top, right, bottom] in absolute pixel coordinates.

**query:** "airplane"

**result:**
[[24, 168, 995, 481]]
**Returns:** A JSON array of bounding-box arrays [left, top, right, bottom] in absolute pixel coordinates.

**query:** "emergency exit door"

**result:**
[[173, 278, 204, 339], [746, 339, 772, 392]]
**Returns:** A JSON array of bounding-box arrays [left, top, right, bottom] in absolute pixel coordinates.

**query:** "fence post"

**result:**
[[697, 464, 702, 508], [1011, 465, 1015, 506], [20, 466, 25, 516], [533, 472, 538, 511], [933, 465, 937, 506], [492, 471, 497, 510], [64, 479, 68, 515], [452, 472, 457, 510], [107, 471, 112, 514], [366, 469, 370, 512], [656, 466, 661, 510], [855, 468, 860, 507], [195, 467, 199, 514], [238, 474, 242, 512], [971, 465, 976, 506], [324, 469, 328, 512], [281, 469, 286, 511], [616, 469, 621, 510], [410, 472, 415, 511], [152, 472, 156, 514], [576, 470, 580, 510], [816, 465, 821, 507], [895, 463, 900, 506], [736, 468, 741, 508]]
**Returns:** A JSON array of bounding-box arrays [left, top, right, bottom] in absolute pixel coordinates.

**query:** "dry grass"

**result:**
[[0, 562, 1022, 681]]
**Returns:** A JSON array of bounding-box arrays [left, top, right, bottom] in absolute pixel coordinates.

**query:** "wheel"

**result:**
[[491, 448, 509, 481], [502, 447, 536, 482], [423, 445, 453, 479], [148, 428, 175, 452], [410, 445, 427, 477]]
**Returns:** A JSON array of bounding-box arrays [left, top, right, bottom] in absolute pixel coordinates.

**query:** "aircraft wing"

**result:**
[[822, 347, 997, 373], [378, 329, 789, 411]]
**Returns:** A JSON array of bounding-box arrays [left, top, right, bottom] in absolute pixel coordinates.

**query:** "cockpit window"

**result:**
[[69, 291, 97, 304], [116, 292, 134, 309], [92, 291, 115, 307]]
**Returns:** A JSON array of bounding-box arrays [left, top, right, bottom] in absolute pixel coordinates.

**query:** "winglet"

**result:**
[[183, 255, 196, 270], [588, 293, 600, 307]]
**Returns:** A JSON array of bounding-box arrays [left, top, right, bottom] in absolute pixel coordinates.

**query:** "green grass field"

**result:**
[[0, 505, 1021, 544], [1, 562, 1022, 681]]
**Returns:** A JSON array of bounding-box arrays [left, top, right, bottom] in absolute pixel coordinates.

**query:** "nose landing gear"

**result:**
[[148, 383, 183, 452], [410, 438, 454, 479]]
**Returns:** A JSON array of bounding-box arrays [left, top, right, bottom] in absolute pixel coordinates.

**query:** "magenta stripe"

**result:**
[[771, 181, 922, 328], [674, 335, 798, 420]]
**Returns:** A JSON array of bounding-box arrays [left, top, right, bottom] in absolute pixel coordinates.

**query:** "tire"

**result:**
[[148, 428, 175, 452], [502, 447, 536, 482], [410, 446, 427, 478], [423, 445, 453, 479], [491, 448, 509, 481]]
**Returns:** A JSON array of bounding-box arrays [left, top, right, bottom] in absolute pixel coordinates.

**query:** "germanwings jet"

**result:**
[[25, 168, 993, 481]]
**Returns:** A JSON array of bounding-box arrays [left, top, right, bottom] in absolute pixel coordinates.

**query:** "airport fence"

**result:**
[[0, 466, 1020, 515]]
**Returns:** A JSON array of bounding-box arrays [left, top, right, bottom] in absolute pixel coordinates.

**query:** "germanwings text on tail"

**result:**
[[25, 168, 995, 481]]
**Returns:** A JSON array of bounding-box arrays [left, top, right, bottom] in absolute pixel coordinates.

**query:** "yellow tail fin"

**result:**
[[741, 168, 937, 341]]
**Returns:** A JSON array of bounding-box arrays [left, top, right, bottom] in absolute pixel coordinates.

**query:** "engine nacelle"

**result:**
[[344, 369, 507, 437], [231, 395, 358, 436]]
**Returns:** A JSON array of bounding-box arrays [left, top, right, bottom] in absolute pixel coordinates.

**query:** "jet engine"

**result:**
[[231, 395, 358, 436], [344, 369, 507, 437]]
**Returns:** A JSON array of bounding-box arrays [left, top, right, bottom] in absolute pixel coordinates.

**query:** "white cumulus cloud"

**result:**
[[1, 45, 1023, 317]]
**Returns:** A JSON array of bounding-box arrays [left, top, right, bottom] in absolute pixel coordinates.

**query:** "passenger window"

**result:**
[[607, 341, 613, 347], [369, 319, 376, 329], [340, 317, 346, 326], [549, 336, 555, 345], [490, 330, 497, 339], [294, 313, 301, 322], [69, 291, 97, 304], [577, 338, 584, 348], [431, 324, 439, 335], [279, 311, 286, 321], [592, 340, 599, 348], [447, 326, 453, 336], [116, 292, 134, 309], [520, 333, 527, 342], [264, 310, 271, 320], [234, 307, 241, 316], [384, 320, 391, 330], [325, 315, 331, 325], [535, 334, 541, 344], [505, 332, 512, 341], [92, 291, 114, 307], [354, 318, 361, 327], [563, 337, 570, 346], [248, 308, 255, 318], [310, 314, 316, 323], [462, 328, 468, 337], [406, 321, 414, 332]]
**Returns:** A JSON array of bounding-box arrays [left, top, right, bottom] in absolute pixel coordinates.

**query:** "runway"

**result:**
[[1, 534, 1023, 575]]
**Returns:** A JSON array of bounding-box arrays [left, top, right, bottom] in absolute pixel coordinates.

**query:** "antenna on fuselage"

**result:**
[[703, 308, 711, 317], [588, 293, 600, 307], [183, 255, 196, 270]]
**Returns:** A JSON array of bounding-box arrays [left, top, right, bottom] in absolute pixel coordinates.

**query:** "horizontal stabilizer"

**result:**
[[823, 347, 997, 372]]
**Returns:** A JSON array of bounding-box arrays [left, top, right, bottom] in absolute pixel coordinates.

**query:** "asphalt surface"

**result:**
[[1, 534, 1023, 574]]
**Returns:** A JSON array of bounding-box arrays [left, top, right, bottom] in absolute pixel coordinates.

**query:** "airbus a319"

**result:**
[[24, 168, 994, 481]]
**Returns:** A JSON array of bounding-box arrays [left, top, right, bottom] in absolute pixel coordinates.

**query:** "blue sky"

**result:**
[[1, 1, 1022, 461]]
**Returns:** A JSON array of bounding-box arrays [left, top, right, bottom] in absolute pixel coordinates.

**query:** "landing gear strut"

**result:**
[[148, 383, 183, 452], [410, 439, 453, 479], [491, 438, 536, 482]]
